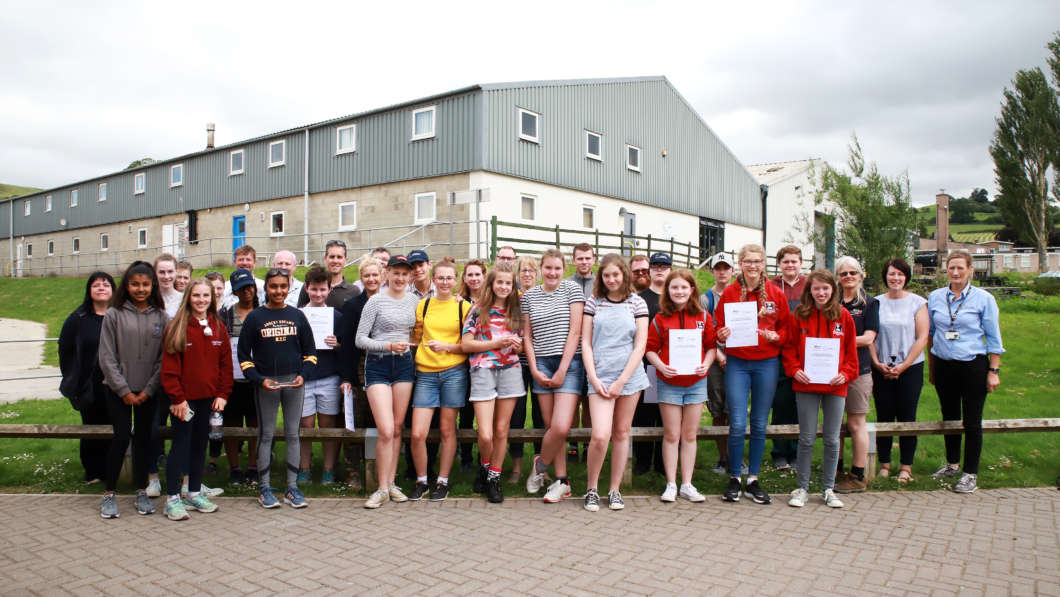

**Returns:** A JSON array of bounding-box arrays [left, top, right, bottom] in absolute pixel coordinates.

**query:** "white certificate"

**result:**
[[343, 386, 356, 431], [668, 329, 701, 375], [231, 338, 244, 381], [724, 301, 760, 348], [804, 337, 840, 384], [301, 307, 334, 351]]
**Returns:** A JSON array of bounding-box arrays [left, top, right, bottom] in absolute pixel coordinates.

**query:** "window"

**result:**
[[414, 192, 436, 223], [98, 182, 107, 202], [270, 211, 286, 236], [518, 108, 540, 143], [230, 150, 244, 176], [1021, 254, 1031, 268], [70, 189, 79, 207], [336, 125, 356, 154], [582, 205, 595, 229], [72, 237, 80, 254], [1004, 254, 1014, 268], [585, 131, 602, 161], [134, 173, 145, 195], [521, 195, 536, 220], [23, 199, 30, 217], [47, 241, 54, 256], [45, 195, 52, 212], [338, 201, 357, 230], [137, 228, 148, 248], [26, 244, 32, 257], [411, 106, 436, 141], [170, 164, 183, 187], [100, 233, 109, 251], [268, 140, 285, 167], [626, 144, 641, 172]]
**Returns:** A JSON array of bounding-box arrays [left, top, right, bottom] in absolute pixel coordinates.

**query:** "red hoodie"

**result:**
[[645, 309, 716, 387], [162, 315, 234, 404], [782, 307, 859, 397], [713, 279, 790, 361]]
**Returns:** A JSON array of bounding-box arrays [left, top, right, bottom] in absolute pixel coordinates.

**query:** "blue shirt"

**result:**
[[928, 283, 1005, 361]]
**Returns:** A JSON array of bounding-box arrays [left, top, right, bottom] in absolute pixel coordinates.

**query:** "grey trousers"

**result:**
[[254, 373, 305, 490], [795, 392, 845, 492]]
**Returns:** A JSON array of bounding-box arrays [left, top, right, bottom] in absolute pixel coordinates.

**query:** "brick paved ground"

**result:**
[[0, 488, 1057, 596]]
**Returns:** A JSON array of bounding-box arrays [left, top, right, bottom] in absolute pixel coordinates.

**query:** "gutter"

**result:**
[[303, 128, 310, 265]]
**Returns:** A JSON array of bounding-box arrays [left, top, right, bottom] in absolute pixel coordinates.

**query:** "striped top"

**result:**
[[355, 291, 420, 355], [520, 280, 585, 358]]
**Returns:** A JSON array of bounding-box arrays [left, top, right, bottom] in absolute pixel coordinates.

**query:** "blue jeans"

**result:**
[[725, 355, 779, 477]]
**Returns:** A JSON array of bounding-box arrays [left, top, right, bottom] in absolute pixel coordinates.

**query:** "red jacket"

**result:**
[[713, 280, 790, 360], [645, 310, 716, 387], [162, 315, 234, 404], [782, 307, 859, 397]]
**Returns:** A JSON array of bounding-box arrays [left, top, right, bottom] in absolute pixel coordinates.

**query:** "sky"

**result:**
[[1, 1, 1057, 206]]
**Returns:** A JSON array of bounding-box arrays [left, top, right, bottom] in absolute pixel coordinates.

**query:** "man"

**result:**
[[174, 260, 193, 294], [633, 252, 671, 475], [630, 254, 651, 292], [700, 252, 737, 474], [769, 245, 806, 470], [221, 245, 265, 308], [567, 243, 595, 299], [406, 249, 436, 299], [354, 247, 390, 292], [271, 250, 303, 307], [298, 240, 359, 308], [496, 245, 517, 265], [155, 253, 182, 317]]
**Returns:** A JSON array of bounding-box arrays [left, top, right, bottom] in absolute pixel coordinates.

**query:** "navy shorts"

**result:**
[[364, 352, 415, 388]]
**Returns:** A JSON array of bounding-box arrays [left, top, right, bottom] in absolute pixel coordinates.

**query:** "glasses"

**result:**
[[265, 268, 290, 278], [631, 268, 649, 275], [837, 270, 860, 278], [741, 259, 764, 266], [649, 264, 670, 270]]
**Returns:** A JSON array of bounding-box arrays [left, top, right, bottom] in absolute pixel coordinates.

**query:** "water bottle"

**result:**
[[208, 410, 224, 441]]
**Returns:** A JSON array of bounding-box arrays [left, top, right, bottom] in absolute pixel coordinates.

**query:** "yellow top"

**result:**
[[413, 296, 469, 372]]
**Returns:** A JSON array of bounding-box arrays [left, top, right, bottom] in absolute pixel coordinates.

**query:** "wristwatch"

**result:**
[[988, 367, 1000, 374]]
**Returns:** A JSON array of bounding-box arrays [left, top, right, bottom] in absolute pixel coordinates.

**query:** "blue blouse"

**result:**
[[928, 283, 1005, 361]]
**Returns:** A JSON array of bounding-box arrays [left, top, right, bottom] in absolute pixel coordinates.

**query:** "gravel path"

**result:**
[[0, 318, 62, 404]]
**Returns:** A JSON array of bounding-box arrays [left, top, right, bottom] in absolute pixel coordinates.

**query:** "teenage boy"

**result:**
[[769, 245, 806, 470], [298, 240, 359, 308], [407, 249, 436, 299], [155, 254, 182, 318], [632, 252, 670, 475], [565, 243, 596, 460], [272, 250, 303, 307], [298, 266, 343, 484], [174, 261, 193, 294], [630, 254, 651, 292], [222, 245, 265, 308], [354, 248, 390, 292], [700, 252, 736, 473]]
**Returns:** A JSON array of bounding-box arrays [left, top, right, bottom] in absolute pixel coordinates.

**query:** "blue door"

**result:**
[[232, 216, 246, 253]]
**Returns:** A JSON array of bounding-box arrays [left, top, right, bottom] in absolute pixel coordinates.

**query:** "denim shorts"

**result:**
[[656, 376, 708, 406], [531, 355, 585, 395], [364, 352, 415, 388], [412, 364, 469, 409], [302, 375, 341, 417]]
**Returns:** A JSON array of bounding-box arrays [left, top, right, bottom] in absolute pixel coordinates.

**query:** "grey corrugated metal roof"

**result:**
[[747, 159, 821, 186]]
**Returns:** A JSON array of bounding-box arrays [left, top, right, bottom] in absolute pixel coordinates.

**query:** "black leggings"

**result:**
[[872, 362, 923, 466], [935, 355, 988, 474], [509, 365, 544, 459], [104, 389, 159, 492], [166, 398, 212, 495], [79, 382, 111, 482]]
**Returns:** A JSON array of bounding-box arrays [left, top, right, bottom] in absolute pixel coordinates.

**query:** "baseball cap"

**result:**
[[230, 268, 255, 292], [387, 255, 413, 268], [710, 252, 734, 269], [649, 252, 672, 266], [407, 250, 429, 264]]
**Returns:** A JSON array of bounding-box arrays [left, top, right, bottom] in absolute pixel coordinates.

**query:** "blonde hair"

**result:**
[[834, 255, 867, 306], [164, 278, 219, 355], [736, 244, 768, 313]]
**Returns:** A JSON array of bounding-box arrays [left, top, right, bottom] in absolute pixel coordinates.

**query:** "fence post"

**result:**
[[594, 229, 599, 256], [646, 233, 651, 256], [686, 243, 691, 268], [554, 225, 560, 250], [670, 237, 674, 255], [490, 216, 498, 261]]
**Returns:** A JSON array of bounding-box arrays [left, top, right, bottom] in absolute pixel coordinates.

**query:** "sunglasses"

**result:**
[[837, 271, 860, 278], [631, 268, 649, 275]]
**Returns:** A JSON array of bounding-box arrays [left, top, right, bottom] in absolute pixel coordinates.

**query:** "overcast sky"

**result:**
[[1, 1, 1056, 206]]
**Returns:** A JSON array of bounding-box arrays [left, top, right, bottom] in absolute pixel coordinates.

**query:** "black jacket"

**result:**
[[58, 305, 105, 410], [338, 292, 370, 386]]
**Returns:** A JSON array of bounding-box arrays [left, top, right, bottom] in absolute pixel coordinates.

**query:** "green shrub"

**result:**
[[998, 294, 1060, 313], [1033, 276, 1060, 296]]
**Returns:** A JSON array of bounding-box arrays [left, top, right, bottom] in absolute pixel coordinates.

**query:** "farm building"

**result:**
[[1, 76, 765, 276], [747, 159, 834, 269]]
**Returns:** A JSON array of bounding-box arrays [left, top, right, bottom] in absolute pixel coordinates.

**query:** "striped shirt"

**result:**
[[355, 291, 420, 355], [520, 280, 585, 357]]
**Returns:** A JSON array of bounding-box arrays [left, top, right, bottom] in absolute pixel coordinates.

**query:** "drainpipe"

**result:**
[[303, 128, 310, 265], [7, 200, 12, 277], [759, 183, 769, 249]]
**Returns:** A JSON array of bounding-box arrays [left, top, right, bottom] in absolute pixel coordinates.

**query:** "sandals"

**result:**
[[897, 469, 914, 484], [878, 464, 891, 478]]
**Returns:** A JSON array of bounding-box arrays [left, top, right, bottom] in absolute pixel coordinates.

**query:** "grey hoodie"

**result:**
[[98, 301, 169, 397]]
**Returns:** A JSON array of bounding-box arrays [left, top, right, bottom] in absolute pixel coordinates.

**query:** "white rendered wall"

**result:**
[[725, 223, 764, 254], [765, 170, 817, 261]]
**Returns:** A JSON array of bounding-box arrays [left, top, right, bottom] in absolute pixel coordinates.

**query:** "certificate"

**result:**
[[343, 386, 356, 431], [724, 301, 759, 348], [804, 337, 840, 384], [301, 307, 334, 351], [231, 338, 244, 381], [668, 329, 701, 375]]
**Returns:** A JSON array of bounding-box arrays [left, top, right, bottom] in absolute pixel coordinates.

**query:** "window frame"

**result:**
[[23, 199, 30, 217], [98, 182, 107, 202], [47, 240, 55, 256], [137, 228, 148, 248], [582, 205, 596, 229], [229, 149, 245, 176], [585, 130, 602, 161], [133, 173, 145, 195], [26, 243, 32, 257], [70, 189, 79, 207], [411, 105, 436, 141], [72, 237, 80, 254], [413, 192, 437, 224], [45, 195, 52, 212], [270, 211, 286, 236], [338, 201, 358, 231], [100, 233, 109, 252], [518, 108, 540, 144], [336, 124, 357, 155], [626, 144, 641, 172], [268, 140, 286, 168], [170, 164, 183, 188], [520, 194, 536, 221]]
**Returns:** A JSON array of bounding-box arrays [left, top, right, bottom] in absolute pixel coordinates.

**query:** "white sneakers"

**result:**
[[822, 489, 844, 508], [660, 483, 678, 503], [145, 478, 162, 497], [388, 485, 409, 503], [789, 487, 843, 508], [364, 488, 388, 509], [525, 456, 550, 494], [679, 484, 706, 503], [788, 488, 808, 507], [543, 480, 572, 503]]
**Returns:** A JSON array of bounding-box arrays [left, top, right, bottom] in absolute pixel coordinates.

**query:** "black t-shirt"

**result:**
[[841, 295, 880, 375], [639, 288, 662, 323]]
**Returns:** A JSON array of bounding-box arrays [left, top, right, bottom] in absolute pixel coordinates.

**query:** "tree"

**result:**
[[989, 33, 1060, 272], [970, 188, 990, 204], [124, 158, 156, 170], [949, 198, 976, 224]]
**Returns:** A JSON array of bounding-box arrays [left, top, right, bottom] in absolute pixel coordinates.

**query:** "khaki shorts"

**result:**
[[845, 372, 872, 414]]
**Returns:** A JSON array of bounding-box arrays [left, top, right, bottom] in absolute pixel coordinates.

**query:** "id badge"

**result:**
[[945, 330, 960, 341]]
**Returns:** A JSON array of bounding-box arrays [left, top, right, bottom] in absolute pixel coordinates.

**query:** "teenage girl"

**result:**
[[508, 256, 545, 483], [461, 263, 524, 503], [645, 269, 716, 504], [457, 258, 487, 469], [581, 254, 651, 512], [218, 269, 259, 485]]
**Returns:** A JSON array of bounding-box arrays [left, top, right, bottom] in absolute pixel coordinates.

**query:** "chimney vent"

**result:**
[[206, 123, 215, 149]]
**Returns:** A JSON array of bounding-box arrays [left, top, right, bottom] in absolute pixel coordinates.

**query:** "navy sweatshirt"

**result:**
[[237, 305, 317, 385], [301, 307, 342, 381]]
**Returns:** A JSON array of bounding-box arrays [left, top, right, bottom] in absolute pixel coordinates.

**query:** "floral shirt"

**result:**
[[462, 305, 521, 369]]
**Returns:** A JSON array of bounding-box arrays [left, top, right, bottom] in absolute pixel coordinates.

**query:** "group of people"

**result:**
[[57, 238, 1004, 519]]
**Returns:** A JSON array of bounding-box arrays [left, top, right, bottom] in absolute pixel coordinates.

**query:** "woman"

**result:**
[[58, 271, 115, 485], [237, 268, 317, 510], [408, 260, 468, 502], [714, 243, 789, 505], [869, 258, 928, 483], [461, 263, 524, 504], [355, 255, 420, 509], [927, 251, 1004, 494], [783, 271, 859, 508], [457, 258, 487, 470], [161, 278, 232, 520], [97, 261, 169, 519], [834, 257, 878, 493], [645, 269, 716, 504], [581, 254, 651, 512], [522, 249, 586, 503], [508, 256, 545, 483], [205, 271, 226, 312], [219, 269, 260, 485]]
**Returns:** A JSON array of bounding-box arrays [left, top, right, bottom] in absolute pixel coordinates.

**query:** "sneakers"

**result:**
[[184, 494, 218, 513], [722, 477, 742, 502], [953, 473, 978, 494], [135, 491, 155, 515], [181, 483, 223, 499], [228, 468, 244, 485], [284, 487, 308, 509], [364, 488, 388, 509], [608, 490, 625, 511], [473, 465, 488, 494], [583, 488, 600, 512], [712, 460, 728, 475], [409, 481, 429, 501], [834, 472, 867, 494], [428, 482, 450, 502], [258, 486, 280, 509], [788, 488, 808, 507], [388, 484, 408, 503], [100, 493, 119, 519], [486, 477, 504, 504], [145, 478, 162, 498], [165, 497, 190, 521], [679, 484, 706, 503], [823, 488, 844, 508], [543, 479, 572, 503], [660, 482, 678, 503], [296, 470, 311, 484], [321, 470, 335, 485], [932, 464, 961, 480], [525, 456, 549, 494], [744, 480, 771, 505]]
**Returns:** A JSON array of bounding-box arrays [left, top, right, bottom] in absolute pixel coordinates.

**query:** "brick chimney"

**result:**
[[936, 192, 950, 267]]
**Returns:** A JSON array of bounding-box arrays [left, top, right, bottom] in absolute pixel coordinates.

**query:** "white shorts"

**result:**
[[302, 375, 341, 417]]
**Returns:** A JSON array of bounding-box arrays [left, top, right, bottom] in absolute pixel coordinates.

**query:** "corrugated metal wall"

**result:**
[[481, 79, 761, 229]]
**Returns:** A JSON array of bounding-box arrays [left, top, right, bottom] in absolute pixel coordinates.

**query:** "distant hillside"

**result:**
[[0, 184, 41, 200]]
